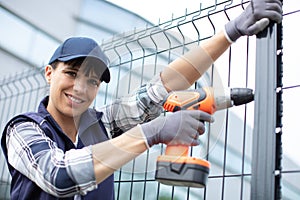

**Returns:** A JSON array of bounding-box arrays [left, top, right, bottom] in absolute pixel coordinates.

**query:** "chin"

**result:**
[[63, 108, 84, 118]]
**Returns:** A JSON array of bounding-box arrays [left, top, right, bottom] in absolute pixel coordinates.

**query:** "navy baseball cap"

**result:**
[[48, 37, 110, 83]]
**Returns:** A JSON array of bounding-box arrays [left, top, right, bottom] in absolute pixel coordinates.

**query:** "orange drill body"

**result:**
[[155, 87, 254, 188], [162, 87, 216, 114]]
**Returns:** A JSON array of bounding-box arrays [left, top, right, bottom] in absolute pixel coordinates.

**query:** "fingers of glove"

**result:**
[[266, 0, 282, 13], [256, 0, 283, 12], [186, 116, 206, 135], [144, 110, 211, 146], [197, 123, 206, 135], [173, 110, 209, 137], [248, 18, 270, 35], [253, 0, 283, 23], [168, 129, 200, 146], [264, 10, 283, 23], [253, 0, 282, 9], [190, 138, 201, 146], [253, 8, 282, 24], [163, 112, 204, 145], [185, 130, 201, 146]]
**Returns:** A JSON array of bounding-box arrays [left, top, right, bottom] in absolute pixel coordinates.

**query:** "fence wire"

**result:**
[[0, 0, 299, 200]]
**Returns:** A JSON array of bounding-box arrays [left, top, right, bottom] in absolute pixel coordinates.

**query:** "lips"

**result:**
[[66, 94, 84, 104]]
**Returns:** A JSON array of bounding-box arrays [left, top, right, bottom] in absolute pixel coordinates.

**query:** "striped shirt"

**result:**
[[4, 74, 168, 198]]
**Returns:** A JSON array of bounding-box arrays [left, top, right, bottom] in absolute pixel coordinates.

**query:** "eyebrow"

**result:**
[[64, 61, 101, 80], [88, 72, 101, 80], [64, 65, 79, 70], [81, 67, 101, 80]]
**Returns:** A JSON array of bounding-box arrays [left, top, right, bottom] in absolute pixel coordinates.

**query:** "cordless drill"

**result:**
[[155, 87, 254, 188]]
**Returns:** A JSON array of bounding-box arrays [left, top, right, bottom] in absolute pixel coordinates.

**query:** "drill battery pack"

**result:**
[[155, 155, 210, 188]]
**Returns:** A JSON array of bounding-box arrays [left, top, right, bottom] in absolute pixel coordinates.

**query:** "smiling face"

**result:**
[[45, 58, 101, 121]]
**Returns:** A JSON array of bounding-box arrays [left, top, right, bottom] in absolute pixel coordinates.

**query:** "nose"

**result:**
[[73, 77, 87, 94]]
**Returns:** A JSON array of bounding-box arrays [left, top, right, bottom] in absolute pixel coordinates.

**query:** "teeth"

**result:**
[[68, 95, 83, 103]]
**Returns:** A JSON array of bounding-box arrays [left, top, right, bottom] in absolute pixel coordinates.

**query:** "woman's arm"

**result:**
[[6, 122, 97, 197], [160, 30, 231, 92], [6, 120, 147, 196], [92, 125, 147, 183]]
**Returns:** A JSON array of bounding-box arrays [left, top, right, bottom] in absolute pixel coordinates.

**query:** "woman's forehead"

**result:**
[[76, 65, 100, 77], [65, 58, 104, 79]]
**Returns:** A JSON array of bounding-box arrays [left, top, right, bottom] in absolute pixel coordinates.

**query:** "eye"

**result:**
[[65, 71, 77, 78], [88, 79, 100, 87]]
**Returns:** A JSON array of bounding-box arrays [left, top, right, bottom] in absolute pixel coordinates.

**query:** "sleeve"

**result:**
[[5, 121, 97, 197], [100, 73, 169, 137]]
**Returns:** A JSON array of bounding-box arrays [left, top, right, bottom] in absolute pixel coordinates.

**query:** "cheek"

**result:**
[[88, 87, 99, 100], [49, 78, 72, 96]]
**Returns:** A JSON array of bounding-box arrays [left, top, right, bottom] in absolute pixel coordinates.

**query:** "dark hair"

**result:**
[[50, 57, 107, 81]]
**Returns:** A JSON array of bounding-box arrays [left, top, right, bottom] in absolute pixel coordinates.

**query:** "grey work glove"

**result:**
[[140, 110, 213, 148], [225, 0, 283, 42]]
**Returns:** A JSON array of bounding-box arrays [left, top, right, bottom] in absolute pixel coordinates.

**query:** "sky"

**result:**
[[108, 0, 218, 24]]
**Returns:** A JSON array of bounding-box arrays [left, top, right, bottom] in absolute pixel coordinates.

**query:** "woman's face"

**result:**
[[45, 62, 101, 119]]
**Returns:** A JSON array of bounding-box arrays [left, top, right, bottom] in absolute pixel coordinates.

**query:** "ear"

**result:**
[[45, 65, 53, 84]]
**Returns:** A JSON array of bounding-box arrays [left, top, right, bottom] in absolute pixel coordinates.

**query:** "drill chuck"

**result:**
[[230, 88, 254, 106]]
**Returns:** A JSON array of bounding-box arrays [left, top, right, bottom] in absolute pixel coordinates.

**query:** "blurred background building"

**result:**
[[1, 0, 299, 199]]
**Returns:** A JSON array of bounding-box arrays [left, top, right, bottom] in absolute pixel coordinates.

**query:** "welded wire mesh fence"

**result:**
[[0, 68, 47, 198], [0, 0, 299, 199]]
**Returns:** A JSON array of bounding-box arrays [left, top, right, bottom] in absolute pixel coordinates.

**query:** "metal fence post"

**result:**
[[251, 23, 278, 199]]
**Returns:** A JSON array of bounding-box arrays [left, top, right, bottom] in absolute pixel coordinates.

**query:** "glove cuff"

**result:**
[[223, 28, 234, 44], [137, 124, 151, 149], [225, 20, 241, 42]]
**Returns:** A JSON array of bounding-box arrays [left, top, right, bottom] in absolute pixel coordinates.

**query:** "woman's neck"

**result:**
[[50, 110, 80, 142]]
